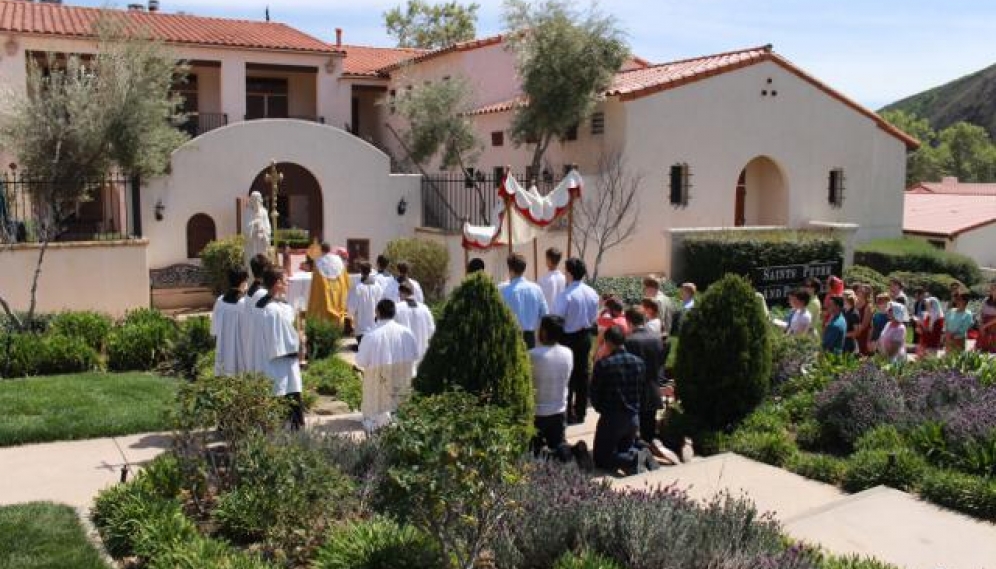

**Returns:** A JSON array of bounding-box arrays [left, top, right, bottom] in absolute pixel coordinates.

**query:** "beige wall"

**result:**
[[0, 240, 149, 317], [142, 120, 421, 269], [951, 225, 996, 269]]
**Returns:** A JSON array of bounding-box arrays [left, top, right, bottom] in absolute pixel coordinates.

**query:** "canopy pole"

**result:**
[[504, 165, 513, 258], [463, 245, 470, 276], [532, 238, 539, 281], [566, 193, 575, 257]]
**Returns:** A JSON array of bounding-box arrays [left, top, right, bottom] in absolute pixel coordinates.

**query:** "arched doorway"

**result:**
[[249, 162, 323, 243], [734, 156, 788, 227], [186, 213, 216, 258]]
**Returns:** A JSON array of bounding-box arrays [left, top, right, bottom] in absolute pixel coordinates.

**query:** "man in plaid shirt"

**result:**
[[590, 325, 657, 474]]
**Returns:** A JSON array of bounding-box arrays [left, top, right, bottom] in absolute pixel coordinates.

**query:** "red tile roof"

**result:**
[[341, 44, 427, 77], [0, 0, 334, 53], [904, 192, 996, 237], [466, 95, 528, 116], [608, 44, 918, 151], [908, 178, 996, 196]]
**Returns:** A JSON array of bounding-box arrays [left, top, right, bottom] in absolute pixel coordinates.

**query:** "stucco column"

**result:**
[[220, 57, 246, 124], [809, 221, 859, 268]]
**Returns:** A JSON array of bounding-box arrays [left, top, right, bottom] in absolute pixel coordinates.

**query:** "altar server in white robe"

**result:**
[[356, 299, 420, 431], [241, 254, 272, 374], [347, 261, 382, 348], [383, 261, 425, 303], [211, 268, 249, 376], [257, 267, 305, 430], [394, 282, 435, 362]]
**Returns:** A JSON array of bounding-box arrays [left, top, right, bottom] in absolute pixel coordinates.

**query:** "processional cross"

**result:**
[[264, 160, 283, 264]]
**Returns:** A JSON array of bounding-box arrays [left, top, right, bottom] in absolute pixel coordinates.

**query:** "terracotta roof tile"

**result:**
[[909, 179, 996, 196], [341, 44, 427, 77], [904, 192, 996, 237], [377, 34, 504, 72], [466, 95, 528, 116], [0, 0, 334, 53]]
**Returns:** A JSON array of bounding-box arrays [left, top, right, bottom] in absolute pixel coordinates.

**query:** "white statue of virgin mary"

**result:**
[[244, 191, 271, 269]]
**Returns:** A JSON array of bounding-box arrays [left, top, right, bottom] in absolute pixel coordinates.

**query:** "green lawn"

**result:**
[[0, 372, 178, 446], [0, 502, 109, 569]]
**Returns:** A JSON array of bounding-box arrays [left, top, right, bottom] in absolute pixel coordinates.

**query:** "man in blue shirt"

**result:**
[[553, 257, 600, 424], [822, 295, 847, 355], [499, 253, 548, 349]]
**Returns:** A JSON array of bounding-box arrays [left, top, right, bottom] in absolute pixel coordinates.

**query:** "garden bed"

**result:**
[[0, 372, 178, 446]]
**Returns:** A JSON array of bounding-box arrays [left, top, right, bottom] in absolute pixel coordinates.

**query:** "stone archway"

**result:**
[[734, 156, 788, 227], [249, 162, 324, 243]]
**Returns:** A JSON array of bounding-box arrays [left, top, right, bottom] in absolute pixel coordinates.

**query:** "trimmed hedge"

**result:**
[[2, 332, 99, 377], [383, 238, 450, 303], [855, 238, 982, 286], [887, 271, 962, 301], [681, 230, 843, 289], [842, 265, 890, 294]]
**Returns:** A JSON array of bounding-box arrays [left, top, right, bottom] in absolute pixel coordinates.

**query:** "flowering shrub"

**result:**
[[815, 364, 908, 450]]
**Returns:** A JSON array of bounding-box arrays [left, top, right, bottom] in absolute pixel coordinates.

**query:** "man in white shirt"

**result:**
[[538, 247, 566, 311], [257, 268, 305, 430], [383, 261, 425, 303], [242, 254, 271, 374], [356, 299, 420, 432], [529, 314, 574, 461], [347, 261, 383, 349], [499, 253, 548, 349], [211, 268, 248, 376], [552, 257, 600, 424], [394, 283, 436, 362]]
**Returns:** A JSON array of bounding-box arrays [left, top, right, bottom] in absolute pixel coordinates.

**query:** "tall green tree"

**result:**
[[881, 109, 947, 186], [503, 0, 629, 176], [938, 121, 996, 182], [385, 0, 480, 49], [0, 21, 188, 329]]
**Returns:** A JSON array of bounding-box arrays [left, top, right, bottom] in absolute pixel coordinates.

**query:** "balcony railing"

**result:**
[[244, 115, 325, 124], [179, 112, 229, 138]]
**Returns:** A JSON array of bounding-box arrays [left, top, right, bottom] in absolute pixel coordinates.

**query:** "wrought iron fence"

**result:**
[[179, 112, 229, 138], [421, 170, 565, 232], [0, 169, 135, 244]]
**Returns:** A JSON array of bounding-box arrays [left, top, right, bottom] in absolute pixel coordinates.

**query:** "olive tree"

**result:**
[[503, 0, 629, 176], [385, 0, 480, 49], [0, 21, 188, 329]]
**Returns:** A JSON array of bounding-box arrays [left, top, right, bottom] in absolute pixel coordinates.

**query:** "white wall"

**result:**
[[142, 120, 421, 269], [952, 225, 996, 269], [615, 59, 908, 277], [0, 240, 149, 317]]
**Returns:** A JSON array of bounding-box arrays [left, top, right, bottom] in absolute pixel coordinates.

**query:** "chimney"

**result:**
[[335, 28, 343, 48], [148, 0, 160, 12], [941, 176, 959, 185], [127, 3, 145, 11]]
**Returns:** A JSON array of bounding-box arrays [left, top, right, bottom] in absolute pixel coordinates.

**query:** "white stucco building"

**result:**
[[0, 0, 915, 313], [904, 178, 996, 269]]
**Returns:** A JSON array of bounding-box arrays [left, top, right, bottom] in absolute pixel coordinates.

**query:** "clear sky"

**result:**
[[71, 0, 996, 110]]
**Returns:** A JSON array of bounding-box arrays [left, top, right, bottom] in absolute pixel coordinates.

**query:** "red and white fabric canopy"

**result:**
[[463, 169, 583, 250]]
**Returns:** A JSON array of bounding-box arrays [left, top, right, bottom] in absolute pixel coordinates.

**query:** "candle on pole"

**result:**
[[264, 160, 283, 265]]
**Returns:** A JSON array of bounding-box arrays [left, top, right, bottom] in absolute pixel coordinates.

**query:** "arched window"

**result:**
[[186, 213, 216, 258]]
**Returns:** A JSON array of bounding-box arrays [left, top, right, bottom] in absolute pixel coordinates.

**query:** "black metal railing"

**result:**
[[0, 169, 135, 244], [180, 112, 228, 138], [244, 115, 325, 124], [421, 170, 565, 233]]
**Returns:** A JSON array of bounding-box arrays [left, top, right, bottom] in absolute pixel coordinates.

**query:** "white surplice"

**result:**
[[348, 277, 383, 336], [394, 299, 436, 360], [259, 298, 303, 396], [355, 319, 419, 430], [382, 277, 425, 304], [211, 295, 245, 376], [241, 286, 269, 374]]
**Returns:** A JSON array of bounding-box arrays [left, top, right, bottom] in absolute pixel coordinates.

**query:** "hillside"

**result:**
[[882, 62, 996, 140]]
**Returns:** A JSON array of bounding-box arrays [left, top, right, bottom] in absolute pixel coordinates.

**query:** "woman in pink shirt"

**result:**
[[596, 297, 629, 360]]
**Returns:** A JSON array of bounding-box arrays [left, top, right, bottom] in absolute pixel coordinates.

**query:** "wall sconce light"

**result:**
[[396, 197, 408, 216], [154, 199, 165, 221]]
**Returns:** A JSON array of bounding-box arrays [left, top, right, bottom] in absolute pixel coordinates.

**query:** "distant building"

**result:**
[[905, 177, 996, 268]]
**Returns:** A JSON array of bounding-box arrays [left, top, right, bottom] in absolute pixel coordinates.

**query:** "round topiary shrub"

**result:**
[[383, 237, 450, 303], [314, 517, 443, 569], [107, 309, 178, 372], [414, 272, 534, 429], [843, 265, 890, 294], [842, 447, 927, 493], [674, 273, 772, 430], [200, 235, 245, 295]]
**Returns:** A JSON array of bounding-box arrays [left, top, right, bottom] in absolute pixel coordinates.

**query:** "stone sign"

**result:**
[[752, 260, 842, 302]]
